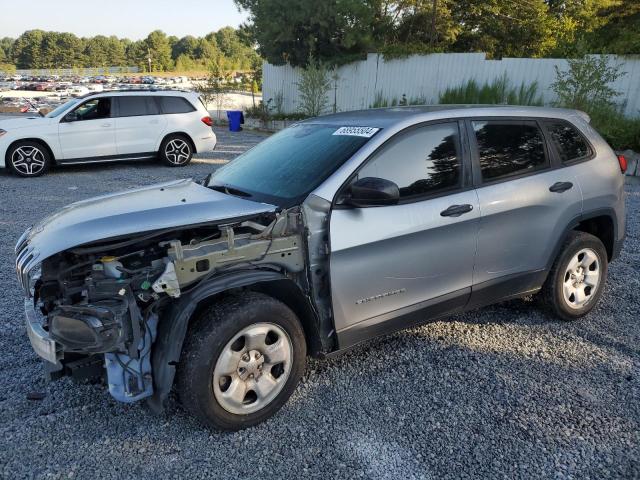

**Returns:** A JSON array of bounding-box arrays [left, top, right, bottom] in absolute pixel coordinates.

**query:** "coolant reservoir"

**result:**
[[100, 256, 123, 279]]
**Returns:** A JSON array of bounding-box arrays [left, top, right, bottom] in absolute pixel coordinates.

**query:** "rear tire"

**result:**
[[540, 231, 608, 321], [159, 134, 193, 167], [176, 292, 306, 431], [6, 140, 51, 177]]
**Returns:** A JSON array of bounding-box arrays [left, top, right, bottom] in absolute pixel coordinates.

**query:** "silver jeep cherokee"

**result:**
[[16, 106, 626, 430]]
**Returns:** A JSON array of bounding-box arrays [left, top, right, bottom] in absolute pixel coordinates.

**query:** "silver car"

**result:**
[[16, 106, 626, 430]]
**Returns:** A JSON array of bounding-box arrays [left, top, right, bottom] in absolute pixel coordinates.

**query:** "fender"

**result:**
[[545, 207, 620, 273], [146, 268, 291, 413]]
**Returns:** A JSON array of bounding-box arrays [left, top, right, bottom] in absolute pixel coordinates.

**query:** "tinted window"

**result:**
[[472, 121, 548, 181], [545, 121, 591, 163], [116, 96, 159, 117], [71, 98, 111, 121], [358, 122, 461, 198], [209, 124, 373, 205], [159, 96, 196, 114]]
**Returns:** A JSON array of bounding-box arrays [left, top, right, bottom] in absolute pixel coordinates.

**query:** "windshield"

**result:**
[[208, 124, 377, 206], [46, 98, 80, 118]]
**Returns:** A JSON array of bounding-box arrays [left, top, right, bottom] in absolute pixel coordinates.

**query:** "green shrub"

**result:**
[[439, 75, 543, 106], [587, 104, 640, 151]]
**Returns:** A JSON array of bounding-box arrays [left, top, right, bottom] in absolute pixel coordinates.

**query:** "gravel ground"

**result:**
[[0, 127, 638, 479]]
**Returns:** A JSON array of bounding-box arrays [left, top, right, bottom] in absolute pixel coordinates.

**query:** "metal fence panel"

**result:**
[[263, 53, 640, 118]]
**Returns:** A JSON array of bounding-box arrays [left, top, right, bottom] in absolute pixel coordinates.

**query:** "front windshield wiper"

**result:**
[[208, 184, 253, 198]]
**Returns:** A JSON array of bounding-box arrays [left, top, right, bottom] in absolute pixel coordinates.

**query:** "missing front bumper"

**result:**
[[24, 299, 60, 365]]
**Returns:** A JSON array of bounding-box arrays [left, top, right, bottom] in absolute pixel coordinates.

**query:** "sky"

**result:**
[[0, 0, 249, 39]]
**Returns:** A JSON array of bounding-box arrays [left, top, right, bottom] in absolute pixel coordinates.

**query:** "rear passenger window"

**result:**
[[472, 121, 548, 181], [116, 96, 159, 117], [358, 122, 462, 199], [545, 121, 592, 163], [158, 96, 196, 114]]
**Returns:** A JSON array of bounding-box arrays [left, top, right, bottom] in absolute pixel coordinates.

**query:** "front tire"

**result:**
[[159, 134, 193, 167], [176, 292, 307, 430], [540, 231, 608, 321], [6, 140, 51, 177]]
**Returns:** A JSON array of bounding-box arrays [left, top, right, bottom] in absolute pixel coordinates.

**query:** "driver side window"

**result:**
[[71, 98, 111, 121], [358, 122, 462, 199]]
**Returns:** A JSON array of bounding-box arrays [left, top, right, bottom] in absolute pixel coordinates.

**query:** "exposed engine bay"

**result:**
[[32, 209, 304, 403]]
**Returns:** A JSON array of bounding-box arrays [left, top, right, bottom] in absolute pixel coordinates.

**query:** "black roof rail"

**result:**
[[77, 88, 194, 99]]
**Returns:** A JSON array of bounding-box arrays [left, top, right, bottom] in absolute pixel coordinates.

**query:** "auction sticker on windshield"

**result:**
[[332, 126, 380, 138]]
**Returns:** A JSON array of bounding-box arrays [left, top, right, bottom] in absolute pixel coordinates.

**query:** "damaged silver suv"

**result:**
[[16, 106, 626, 430]]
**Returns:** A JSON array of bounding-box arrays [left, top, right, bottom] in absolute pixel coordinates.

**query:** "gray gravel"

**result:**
[[1, 127, 639, 479]]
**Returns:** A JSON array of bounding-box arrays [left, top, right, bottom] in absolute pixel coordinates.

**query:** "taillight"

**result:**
[[617, 154, 627, 174], [201, 116, 213, 127]]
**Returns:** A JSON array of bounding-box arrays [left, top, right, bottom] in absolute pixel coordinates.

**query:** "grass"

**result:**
[[439, 74, 543, 106]]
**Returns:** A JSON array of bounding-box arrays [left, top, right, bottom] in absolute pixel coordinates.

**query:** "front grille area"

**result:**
[[15, 232, 40, 297]]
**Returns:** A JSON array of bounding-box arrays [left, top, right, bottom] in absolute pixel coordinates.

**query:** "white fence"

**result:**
[[263, 53, 640, 118]]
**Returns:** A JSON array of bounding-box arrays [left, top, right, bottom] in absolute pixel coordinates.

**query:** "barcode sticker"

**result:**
[[332, 126, 380, 138]]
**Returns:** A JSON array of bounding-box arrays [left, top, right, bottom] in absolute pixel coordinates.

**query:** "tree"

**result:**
[[450, 0, 557, 58], [234, 0, 378, 67], [11, 30, 45, 69], [145, 30, 173, 71]]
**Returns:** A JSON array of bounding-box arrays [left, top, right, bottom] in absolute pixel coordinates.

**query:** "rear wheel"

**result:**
[[176, 292, 306, 430], [540, 231, 608, 321], [159, 134, 193, 167], [7, 141, 51, 177]]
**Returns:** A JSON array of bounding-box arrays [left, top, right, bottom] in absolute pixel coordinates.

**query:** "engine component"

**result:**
[[105, 314, 158, 403], [49, 299, 129, 353]]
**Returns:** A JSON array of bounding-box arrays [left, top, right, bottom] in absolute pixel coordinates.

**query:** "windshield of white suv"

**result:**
[[207, 124, 377, 206], [46, 98, 80, 118]]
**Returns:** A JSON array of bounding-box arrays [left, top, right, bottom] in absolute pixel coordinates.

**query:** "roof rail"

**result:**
[[77, 88, 193, 99]]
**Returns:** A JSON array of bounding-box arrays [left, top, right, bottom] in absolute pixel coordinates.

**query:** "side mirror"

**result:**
[[344, 177, 400, 208], [63, 111, 78, 122]]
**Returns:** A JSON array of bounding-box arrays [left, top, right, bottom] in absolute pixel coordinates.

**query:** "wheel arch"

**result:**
[[546, 208, 619, 274], [158, 131, 197, 154], [147, 269, 320, 413], [5, 137, 56, 164]]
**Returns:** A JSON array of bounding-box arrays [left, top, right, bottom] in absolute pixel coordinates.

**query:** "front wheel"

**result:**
[[7, 141, 51, 177], [540, 231, 608, 321], [176, 292, 307, 430], [159, 134, 193, 167]]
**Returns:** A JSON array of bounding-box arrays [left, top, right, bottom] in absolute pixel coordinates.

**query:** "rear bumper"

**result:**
[[24, 299, 60, 365], [194, 132, 217, 153]]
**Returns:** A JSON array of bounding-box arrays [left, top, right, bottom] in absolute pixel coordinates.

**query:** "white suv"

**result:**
[[0, 90, 217, 177]]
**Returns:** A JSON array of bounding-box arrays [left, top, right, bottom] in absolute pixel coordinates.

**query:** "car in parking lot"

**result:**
[[15, 105, 625, 430], [0, 90, 216, 177]]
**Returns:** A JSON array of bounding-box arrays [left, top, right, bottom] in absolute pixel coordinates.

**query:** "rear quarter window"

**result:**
[[158, 96, 196, 114], [544, 120, 592, 163]]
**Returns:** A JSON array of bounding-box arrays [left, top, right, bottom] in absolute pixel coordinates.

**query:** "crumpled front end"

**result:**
[[16, 205, 305, 404]]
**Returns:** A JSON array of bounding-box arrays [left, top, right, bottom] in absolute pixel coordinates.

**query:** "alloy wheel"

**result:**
[[11, 146, 46, 176], [164, 139, 191, 165], [562, 248, 601, 309], [213, 322, 293, 415]]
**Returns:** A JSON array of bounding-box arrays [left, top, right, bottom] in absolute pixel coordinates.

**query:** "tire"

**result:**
[[6, 140, 51, 177], [540, 231, 608, 321], [159, 134, 193, 167], [176, 292, 307, 431]]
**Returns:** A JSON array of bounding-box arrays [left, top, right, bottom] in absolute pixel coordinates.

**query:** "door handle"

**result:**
[[549, 181, 573, 193], [101, 123, 112, 128], [440, 204, 474, 217], [149, 119, 160, 124]]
